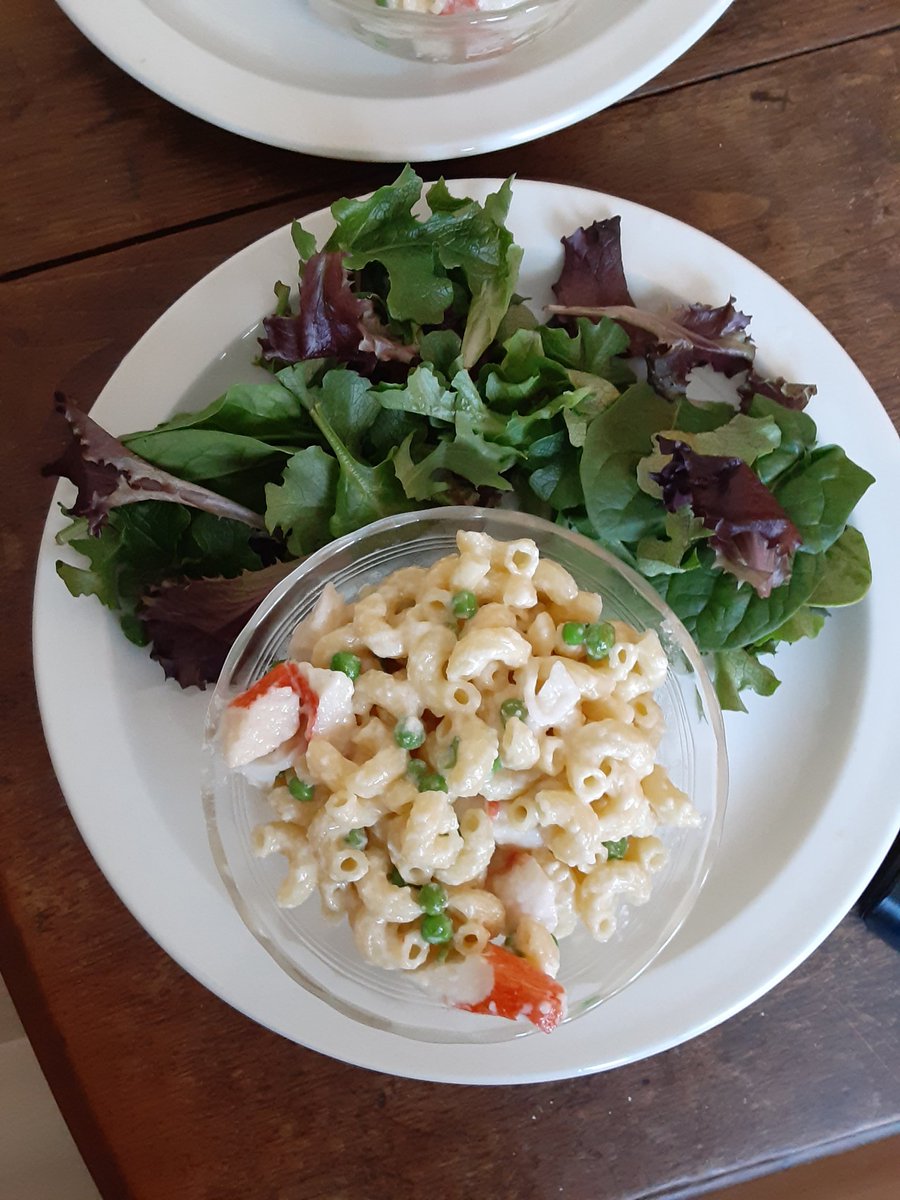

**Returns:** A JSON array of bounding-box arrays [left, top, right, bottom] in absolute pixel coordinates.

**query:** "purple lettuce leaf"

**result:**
[[738, 372, 817, 412], [139, 560, 300, 689], [259, 251, 416, 368], [551, 218, 635, 310], [549, 298, 755, 400], [652, 439, 802, 598], [549, 218, 755, 397], [646, 297, 753, 398], [550, 218, 654, 355], [44, 393, 266, 535]]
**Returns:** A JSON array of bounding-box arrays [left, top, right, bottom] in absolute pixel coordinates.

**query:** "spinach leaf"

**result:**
[[125, 378, 312, 443], [775, 446, 875, 553], [697, 550, 824, 651], [671, 399, 737, 433], [529, 443, 584, 511], [757, 605, 827, 649], [580, 383, 672, 547], [366, 407, 424, 462], [748, 394, 817, 486], [123, 428, 291, 482], [655, 562, 731, 638], [807, 525, 872, 607]]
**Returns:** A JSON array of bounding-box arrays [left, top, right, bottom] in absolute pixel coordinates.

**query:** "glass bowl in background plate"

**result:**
[[307, 0, 575, 63], [202, 507, 727, 1043]]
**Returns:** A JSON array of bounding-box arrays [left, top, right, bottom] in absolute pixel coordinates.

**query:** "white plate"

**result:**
[[55, 0, 733, 160], [34, 180, 900, 1084]]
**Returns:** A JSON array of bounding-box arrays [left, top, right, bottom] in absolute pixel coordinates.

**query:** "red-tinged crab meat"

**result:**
[[222, 667, 304, 770], [222, 661, 354, 770], [458, 944, 566, 1033], [230, 661, 304, 710]]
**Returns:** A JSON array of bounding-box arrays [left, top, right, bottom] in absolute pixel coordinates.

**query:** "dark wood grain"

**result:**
[[1, 12, 900, 1200], [711, 1135, 900, 1200], [2, 0, 898, 274]]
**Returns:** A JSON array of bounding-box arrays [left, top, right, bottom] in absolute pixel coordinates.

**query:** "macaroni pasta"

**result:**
[[220, 532, 699, 1024]]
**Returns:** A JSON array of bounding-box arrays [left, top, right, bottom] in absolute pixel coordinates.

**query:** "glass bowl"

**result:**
[[307, 0, 576, 64], [202, 508, 727, 1043]]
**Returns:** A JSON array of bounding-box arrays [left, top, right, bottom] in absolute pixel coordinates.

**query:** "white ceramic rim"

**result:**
[[53, 0, 734, 160], [33, 178, 900, 1083]]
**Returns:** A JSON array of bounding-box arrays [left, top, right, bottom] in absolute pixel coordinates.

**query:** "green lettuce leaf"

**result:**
[[264, 447, 339, 556], [713, 648, 781, 713], [55, 504, 263, 640]]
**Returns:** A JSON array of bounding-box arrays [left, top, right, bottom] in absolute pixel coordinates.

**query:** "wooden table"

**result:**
[[2, 2, 899, 1197]]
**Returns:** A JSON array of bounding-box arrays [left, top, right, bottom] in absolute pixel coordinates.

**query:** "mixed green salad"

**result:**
[[46, 168, 874, 709]]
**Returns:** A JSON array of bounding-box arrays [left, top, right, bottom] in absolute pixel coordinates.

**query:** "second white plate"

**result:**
[[34, 179, 900, 1083], [56, 0, 732, 160]]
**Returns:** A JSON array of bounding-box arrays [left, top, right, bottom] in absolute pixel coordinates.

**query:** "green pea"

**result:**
[[388, 866, 409, 888], [345, 828, 367, 850], [603, 837, 629, 860], [406, 758, 428, 782], [287, 776, 315, 802], [492, 756, 503, 773], [421, 913, 453, 944], [330, 651, 361, 680], [450, 590, 478, 620], [418, 882, 448, 915], [500, 698, 527, 724], [394, 718, 425, 750], [585, 621, 616, 661], [560, 622, 586, 646], [418, 772, 448, 793], [439, 737, 459, 770]]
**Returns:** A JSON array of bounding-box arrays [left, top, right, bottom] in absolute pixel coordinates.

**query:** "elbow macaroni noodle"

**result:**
[[225, 533, 700, 987]]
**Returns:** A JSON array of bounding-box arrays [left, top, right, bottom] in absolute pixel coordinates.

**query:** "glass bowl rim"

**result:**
[[314, 0, 571, 27], [202, 506, 728, 1042]]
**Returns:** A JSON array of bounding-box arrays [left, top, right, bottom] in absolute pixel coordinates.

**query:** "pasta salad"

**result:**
[[219, 532, 700, 1032]]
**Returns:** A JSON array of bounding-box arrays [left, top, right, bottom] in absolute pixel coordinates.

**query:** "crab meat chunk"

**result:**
[[489, 850, 558, 934], [221, 685, 301, 770], [523, 660, 580, 730], [220, 661, 354, 771], [299, 664, 354, 736]]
